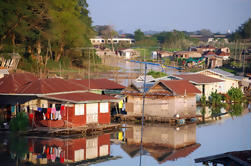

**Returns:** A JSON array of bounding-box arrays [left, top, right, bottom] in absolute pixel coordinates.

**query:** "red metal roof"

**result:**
[[160, 80, 201, 95], [173, 74, 223, 84], [71, 79, 125, 90], [17, 78, 88, 94], [0, 73, 37, 93], [45, 92, 116, 103]]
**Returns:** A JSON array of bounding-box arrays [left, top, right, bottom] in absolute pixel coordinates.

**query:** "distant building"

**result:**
[[196, 45, 216, 53], [90, 37, 135, 46], [203, 51, 223, 68], [216, 52, 230, 60], [0, 53, 21, 70], [0, 69, 9, 78], [174, 51, 202, 59]]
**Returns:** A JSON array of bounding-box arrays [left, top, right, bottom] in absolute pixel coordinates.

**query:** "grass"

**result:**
[[220, 67, 237, 75], [147, 70, 167, 78]]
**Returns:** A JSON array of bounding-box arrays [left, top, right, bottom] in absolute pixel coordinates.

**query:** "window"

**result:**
[[74, 149, 84, 162], [100, 103, 109, 113], [75, 104, 85, 115]]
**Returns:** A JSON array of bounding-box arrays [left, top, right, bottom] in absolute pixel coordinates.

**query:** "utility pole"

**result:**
[[139, 62, 147, 166], [88, 49, 91, 89], [242, 40, 246, 76]]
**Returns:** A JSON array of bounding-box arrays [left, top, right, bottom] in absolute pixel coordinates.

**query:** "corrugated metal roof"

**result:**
[[17, 78, 88, 94], [206, 69, 234, 77], [173, 74, 223, 84], [71, 79, 125, 90], [160, 80, 201, 95], [44, 92, 117, 103], [0, 73, 37, 93]]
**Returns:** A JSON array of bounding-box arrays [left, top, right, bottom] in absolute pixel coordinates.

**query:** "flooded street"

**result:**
[[1, 109, 250, 166], [98, 56, 181, 86]]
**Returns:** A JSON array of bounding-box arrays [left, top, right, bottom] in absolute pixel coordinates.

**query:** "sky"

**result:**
[[87, 0, 251, 34]]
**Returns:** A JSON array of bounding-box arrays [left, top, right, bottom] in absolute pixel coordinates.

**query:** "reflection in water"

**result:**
[[229, 103, 244, 117], [197, 103, 248, 122], [121, 124, 200, 164], [7, 133, 114, 165]]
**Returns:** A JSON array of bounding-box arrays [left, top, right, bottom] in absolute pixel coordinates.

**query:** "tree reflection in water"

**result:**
[[9, 134, 29, 165], [228, 103, 244, 117]]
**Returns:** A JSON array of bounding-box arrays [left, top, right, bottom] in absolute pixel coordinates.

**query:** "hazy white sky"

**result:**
[[87, 0, 251, 33]]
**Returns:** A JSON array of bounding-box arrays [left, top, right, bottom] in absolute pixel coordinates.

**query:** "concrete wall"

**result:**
[[126, 95, 196, 118], [200, 70, 239, 93]]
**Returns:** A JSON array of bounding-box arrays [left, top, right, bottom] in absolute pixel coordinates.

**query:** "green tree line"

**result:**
[[134, 29, 199, 50], [0, 0, 94, 74]]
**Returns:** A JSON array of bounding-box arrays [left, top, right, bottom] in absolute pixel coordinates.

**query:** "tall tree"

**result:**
[[232, 18, 251, 40], [99, 25, 118, 51], [134, 29, 145, 41]]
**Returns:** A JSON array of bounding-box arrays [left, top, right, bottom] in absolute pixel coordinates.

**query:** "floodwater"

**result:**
[[99, 56, 181, 86], [0, 107, 250, 166]]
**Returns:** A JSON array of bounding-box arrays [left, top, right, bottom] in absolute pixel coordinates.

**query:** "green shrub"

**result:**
[[227, 87, 243, 103], [10, 112, 29, 131], [209, 91, 222, 106]]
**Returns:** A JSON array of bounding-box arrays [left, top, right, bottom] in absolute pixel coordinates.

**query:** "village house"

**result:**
[[174, 51, 202, 59], [0, 53, 21, 70], [216, 47, 231, 54], [216, 51, 230, 60], [203, 51, 223, 68], [119, 49, 140, 59], [196, 45, 216, 53], [170, 73, 224, 100], [121, 124, 200, 163], [19, 133, 112, 165], [123, 80, 201, 118], [0, 68, 9, 78], [197, 69, 240, 93], [0, 74, 122, 127]]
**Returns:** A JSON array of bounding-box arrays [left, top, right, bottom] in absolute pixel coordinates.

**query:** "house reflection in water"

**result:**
[[17, 134, 112, 165], [121, 124, 200, 164]]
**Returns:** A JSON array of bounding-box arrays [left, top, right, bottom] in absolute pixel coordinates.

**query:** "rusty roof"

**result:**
[[17, 78, 88, 94], [164, 143, 201, 161], [205, 51, 216, 55], [71, 79, 125, 90], [0, 73, 37, 93], [44, 92, 117, 103], [173, 74, 223, 84], [160, 80, 201, 95], [217, 52, 230, 56]]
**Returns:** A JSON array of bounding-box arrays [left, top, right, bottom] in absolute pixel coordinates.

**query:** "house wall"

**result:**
[[61, 102, 110, 126], [199, 70, 239, 93], [98, 103, 110, 124], [62, 105, 87, 127], [195, 82, 223, 99], [126, 95, 196, 118], [125, 124, 196, 149]]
